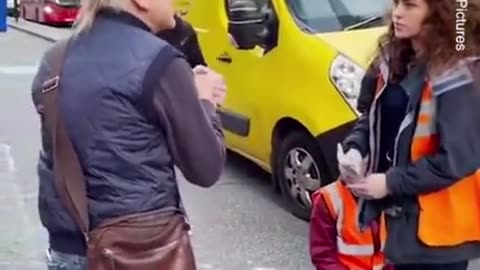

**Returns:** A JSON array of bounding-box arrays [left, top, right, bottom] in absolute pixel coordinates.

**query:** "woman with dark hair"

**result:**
[[337, 0, 480, 269]]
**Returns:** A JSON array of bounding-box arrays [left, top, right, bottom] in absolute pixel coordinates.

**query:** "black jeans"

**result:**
[[395, 261, 469, 270]]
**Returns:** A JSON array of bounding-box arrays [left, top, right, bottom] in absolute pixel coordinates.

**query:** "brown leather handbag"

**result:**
[[37, 39, 197, 270]]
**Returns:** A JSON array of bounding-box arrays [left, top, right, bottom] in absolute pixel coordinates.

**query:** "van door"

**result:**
[[216, 0, 278, 161], [186, 0, 278, 162]]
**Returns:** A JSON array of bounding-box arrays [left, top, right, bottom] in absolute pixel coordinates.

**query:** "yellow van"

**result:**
[[182, 0, 388, 219]]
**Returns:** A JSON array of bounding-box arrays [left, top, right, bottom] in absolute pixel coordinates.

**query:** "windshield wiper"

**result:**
[[343, 16, 383, 31]]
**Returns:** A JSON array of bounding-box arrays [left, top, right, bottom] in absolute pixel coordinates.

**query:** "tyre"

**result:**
[[274, 131, 329, 220]]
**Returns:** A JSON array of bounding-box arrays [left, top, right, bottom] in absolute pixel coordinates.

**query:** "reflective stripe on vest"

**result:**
[[322, 183, 375, 256], [321, 182, 387, 270], [411, 83, 439, 159], [412, 80, 480, 247]]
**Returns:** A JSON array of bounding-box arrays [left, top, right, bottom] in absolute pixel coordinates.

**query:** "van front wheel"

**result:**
[[275, 131, 325, 220]]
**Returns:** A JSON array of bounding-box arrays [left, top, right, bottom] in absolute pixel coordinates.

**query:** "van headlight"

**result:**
[[329, 54, 365, 112]]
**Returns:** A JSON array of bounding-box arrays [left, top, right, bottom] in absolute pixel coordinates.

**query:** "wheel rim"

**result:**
[[283, 147, 321, 209]]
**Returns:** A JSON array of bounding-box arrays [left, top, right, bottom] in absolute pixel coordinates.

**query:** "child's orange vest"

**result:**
[[320, 181, 387, 270]]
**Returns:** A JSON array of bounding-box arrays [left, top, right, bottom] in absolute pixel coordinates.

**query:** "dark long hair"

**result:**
[[374, 0, 480, 81]]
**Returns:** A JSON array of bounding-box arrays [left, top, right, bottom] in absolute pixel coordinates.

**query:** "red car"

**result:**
[[21, 0, 79, 25]]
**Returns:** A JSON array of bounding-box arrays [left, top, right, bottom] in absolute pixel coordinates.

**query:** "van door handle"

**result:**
[[217, 53, 232, 63]]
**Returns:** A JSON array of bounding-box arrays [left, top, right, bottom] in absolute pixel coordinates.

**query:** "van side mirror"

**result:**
[[227, 0, 268, 50]]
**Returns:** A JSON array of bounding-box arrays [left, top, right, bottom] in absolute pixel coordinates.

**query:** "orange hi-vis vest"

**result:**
[[320, 181, 387, 270], [411, 83, 480, 246]]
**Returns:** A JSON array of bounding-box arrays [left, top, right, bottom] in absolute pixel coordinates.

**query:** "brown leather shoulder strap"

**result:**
[[41, 39, 90, 240]]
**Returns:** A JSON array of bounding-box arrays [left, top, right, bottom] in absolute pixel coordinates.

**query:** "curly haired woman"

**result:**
[[338, 0, 480, 269]]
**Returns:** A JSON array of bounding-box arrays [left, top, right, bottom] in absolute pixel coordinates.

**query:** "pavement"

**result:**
[[6, 17, 72, 42], [1, 19, 480, 270]]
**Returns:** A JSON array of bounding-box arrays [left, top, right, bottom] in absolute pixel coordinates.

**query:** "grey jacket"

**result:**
[[343, 57, 480, 264]]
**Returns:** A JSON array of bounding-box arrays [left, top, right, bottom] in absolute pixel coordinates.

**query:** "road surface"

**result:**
[[1, 26, 479, 270]]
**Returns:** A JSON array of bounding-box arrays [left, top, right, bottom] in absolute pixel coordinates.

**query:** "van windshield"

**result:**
[[285, 0, 390, 33]]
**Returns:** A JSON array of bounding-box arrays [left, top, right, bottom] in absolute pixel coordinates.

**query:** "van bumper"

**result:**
[[315, 120, 356, 183]]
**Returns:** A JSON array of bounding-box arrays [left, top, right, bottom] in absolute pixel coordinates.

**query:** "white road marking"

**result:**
[[0, 143, 16, 173], [0, 141, 39, 259], [0, 192, 37, 201], [0, 65, 39, 75], [0, 261, 44, 266]]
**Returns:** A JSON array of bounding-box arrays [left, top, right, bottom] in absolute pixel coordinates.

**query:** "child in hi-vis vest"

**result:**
[[309, 179, 392, 270]]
